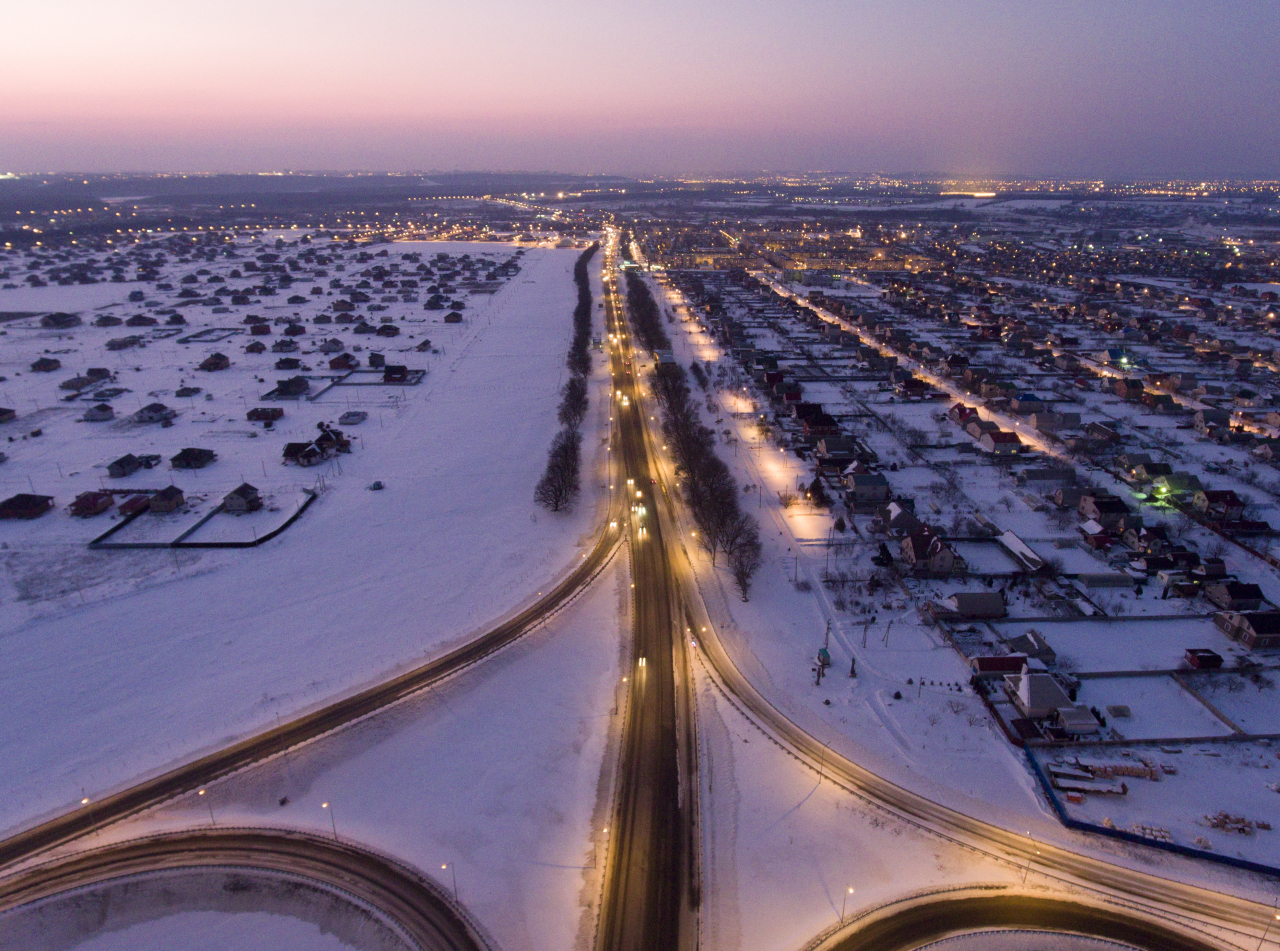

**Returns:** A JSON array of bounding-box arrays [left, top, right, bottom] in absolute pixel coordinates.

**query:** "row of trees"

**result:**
[[625, 272, 763, 599], [535, 243, 599, 512]]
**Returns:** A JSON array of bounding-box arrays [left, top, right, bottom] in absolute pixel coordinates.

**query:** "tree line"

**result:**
[[535, 243, 600, 512], [625, 272, 763, 599]]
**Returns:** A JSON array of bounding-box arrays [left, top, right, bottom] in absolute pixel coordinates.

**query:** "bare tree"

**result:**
[[534, 428, 581, 512], [729, 525, 763, 600], [557, 374, 588, 429]]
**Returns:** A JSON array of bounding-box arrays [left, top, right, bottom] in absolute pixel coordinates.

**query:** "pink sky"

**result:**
[[4, 0, 1277, 177]]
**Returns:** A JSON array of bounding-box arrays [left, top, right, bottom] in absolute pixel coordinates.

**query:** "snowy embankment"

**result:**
[[0, 243, 612, 839]]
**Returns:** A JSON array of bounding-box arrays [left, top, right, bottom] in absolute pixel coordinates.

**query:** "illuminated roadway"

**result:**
[[0, 828, 486, 951], [595, 230, 698, 951]]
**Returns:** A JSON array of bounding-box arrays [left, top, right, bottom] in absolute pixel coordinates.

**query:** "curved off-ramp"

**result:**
[[0, 828, 488, 951], [807, 891, 1223, 951]]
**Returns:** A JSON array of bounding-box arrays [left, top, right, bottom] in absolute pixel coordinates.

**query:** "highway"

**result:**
[[595, 231, 698, 951], [0, 828, 486, 951]]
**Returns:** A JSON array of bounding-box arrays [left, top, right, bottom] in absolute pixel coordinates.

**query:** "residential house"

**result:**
[[966, 419, 999, 440], [107, 454, 142, 478], [133, 403, 176, 424], [1195, 409, 1231, 435], [875, 501, 923, 535], [82, 403, 114, 422], [199, 352, 230, 372], [30, 357, 61, 373], [275, 377, 310, 398], [1004, 667, 1072, 718], [1152, 472, 1204, 496], [1193, 490, 1246, 521], [1085, 421, 1121, 443], [70, 491, 113, 517], [149, 485, 185, 514], [1214, 612, 1280, 650], [845, 473, 891, 511], [1115, 378, 1145, 401], [1205, 582, 1265, 612], [330, 353, 358, 371], [900, 530, 960, 575], [942, 592, 1007, 619], [1131, 462, 1173, 483], [223, 483, 263, 513], [1079, 495, 1131, 529], [170, 447, 217, 469], [979, 431, 1021, 455], [247, 407, 284, 423], [0, 494, 54, 519]]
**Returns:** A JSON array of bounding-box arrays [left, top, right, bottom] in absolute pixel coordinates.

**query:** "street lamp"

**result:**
[[322, 801, 338, 839], [442, 862, 459, 902], [198, 788, 215, 825], [1258, 911, 1280, 951], [841, 886, 854, 923]]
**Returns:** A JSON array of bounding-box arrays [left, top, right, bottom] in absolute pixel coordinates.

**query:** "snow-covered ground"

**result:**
[[67, 912, 363, 951], [1042, 741, 1280, 868], [695, 646, 1033, 951], [28, 553, 630, 951], [0, 239, 612, 838]]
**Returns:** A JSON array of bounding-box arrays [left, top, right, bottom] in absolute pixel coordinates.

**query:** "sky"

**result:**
[[3, 0, 1277, 179]]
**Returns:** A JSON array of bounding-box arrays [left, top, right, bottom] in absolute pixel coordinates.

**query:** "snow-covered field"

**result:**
[[694, 646, 1021, 951], [0, 239, 612, 838], [67, 912, 362, 951], [40, 552, 631, 951]]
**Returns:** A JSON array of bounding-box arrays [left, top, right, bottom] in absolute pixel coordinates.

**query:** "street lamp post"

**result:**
[[443, 863, 459, 902], [1021, 843, 1040, 884], [322, 801, 338, 840], [1258, 911, 1280, 951], [841, 886, 854, 924], [198, 788, 215, 825]]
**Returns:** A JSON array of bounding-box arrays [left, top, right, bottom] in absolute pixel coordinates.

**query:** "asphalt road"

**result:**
[[819, 893, 1222, 951], [0, 828, 485, 951], [595, 240, 694, 951]]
